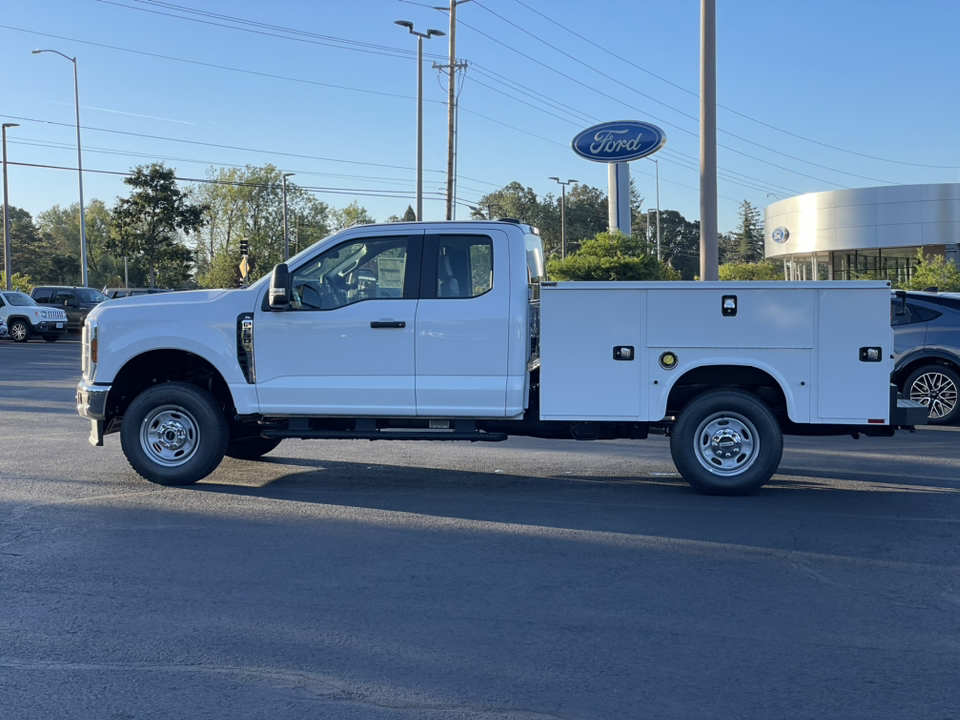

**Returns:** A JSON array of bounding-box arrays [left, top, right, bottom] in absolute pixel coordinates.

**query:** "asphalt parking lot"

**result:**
[[2, 337, 960, 719]]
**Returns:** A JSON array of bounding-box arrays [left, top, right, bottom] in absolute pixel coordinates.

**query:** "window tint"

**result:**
[[435, 235, 493, 299], [289, 236, 411, 311], [32, 289, 52, 303], [892, 301, 942, 326]]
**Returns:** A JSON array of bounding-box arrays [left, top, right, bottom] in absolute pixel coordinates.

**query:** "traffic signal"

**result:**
[[239, 239, 249, 256]]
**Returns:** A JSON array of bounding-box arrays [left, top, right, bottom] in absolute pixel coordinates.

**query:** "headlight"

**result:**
[[38, 309, 49, 319], [82, 320, 99, 380]]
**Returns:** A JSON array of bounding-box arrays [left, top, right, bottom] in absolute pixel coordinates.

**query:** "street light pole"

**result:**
[[33, 49, 88, 287], [395, 21, 444, 222], [282, 172, 295, 260], [548, 177, 578, 258], [2, 123, 18, 291]]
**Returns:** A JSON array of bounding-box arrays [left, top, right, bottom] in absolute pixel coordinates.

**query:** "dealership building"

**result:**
[[764, 182, 960, 282]]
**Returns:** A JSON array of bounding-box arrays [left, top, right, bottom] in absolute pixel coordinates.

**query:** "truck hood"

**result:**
[[91, 288, 226, 312]]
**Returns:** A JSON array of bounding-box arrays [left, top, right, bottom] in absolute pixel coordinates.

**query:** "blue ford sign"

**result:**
[[771, 227, 790, 244], [572, 121, 666, 163]]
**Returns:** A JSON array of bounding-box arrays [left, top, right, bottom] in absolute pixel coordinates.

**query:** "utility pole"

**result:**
[[549, 177, 578, 259], [282, 172, 295, 260], [438, 0, 471, 221], [699, 0, 719, 281], [2, 123, 18, 291]]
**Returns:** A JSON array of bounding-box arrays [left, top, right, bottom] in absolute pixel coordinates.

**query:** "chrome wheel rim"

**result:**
[[140, 404, 200, 467], [11, 323, 27, 341], [693, 411, 760, 477], [910, 371, 958, 420]]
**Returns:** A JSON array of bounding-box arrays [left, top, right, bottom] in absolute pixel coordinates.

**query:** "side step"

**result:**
[[261, 429, 508, 442]]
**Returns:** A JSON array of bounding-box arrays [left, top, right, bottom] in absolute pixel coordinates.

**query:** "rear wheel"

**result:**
[[670, 389, 783, 495], [10, 320, 30, 342], [120, 382, 228, 485], [905, 364, 960, 425], [42, 335, 60, 343]]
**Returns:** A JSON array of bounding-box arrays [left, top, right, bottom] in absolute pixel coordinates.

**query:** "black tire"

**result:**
[[42, 335, 60, 343], [10, 320, 30, 343], [120, 382, 228, 486], [904, 364, 960, 425], [669, 389, 783, 496], [225, 435, 282, 460]]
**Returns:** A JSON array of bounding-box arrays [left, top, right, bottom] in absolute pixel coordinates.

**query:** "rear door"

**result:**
[[415, 231, 511, 416]]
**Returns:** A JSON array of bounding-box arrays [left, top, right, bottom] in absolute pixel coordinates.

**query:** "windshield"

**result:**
[[76, 288, 107, 303], [1, 292, 37, 307]]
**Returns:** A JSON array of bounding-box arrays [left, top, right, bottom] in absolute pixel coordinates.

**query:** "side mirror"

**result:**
[[269, 263, 291, 310]]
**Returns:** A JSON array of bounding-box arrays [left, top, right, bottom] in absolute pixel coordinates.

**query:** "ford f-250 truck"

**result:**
[[76, 220, 926, 495]]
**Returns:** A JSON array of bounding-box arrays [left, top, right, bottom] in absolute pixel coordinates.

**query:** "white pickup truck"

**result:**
[[76, 220, 926, 495]]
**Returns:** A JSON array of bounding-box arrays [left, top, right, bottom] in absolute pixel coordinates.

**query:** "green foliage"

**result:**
[[402, 205, 417, 222], [721, 200, 765, 264], [0, 271, 33, 293], [904, 248, 960, 292], [332, 201, 375, 231], [718, 261, 784, 281], [194, 165, 331, 287], [547, 231, 679, 281], [108, 163, 205, 287]]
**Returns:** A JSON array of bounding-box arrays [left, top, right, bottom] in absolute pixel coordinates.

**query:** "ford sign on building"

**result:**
[[572, 121, 666, 163]]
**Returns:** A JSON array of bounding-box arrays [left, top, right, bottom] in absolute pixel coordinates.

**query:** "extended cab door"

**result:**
[[415, 231, 511, 416], [254, 232, 423, 415]]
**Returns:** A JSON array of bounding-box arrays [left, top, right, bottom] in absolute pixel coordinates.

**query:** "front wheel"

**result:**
[[10, 320, 30, 342], [120, 382, 228, 486], [670, 389, 783, 496], [42, 335, 60, 343], [904, 364, 960, 425]]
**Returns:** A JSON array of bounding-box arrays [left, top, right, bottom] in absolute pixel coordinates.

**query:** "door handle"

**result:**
[[370, 321, 405, 328]]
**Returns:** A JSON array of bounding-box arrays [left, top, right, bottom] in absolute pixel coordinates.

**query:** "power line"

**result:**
[[508, 0, 957, 171]]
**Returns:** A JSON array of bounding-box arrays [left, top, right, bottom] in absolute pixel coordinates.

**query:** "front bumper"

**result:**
[[35, 321, 67, 334], [77, 380, 111, 446]]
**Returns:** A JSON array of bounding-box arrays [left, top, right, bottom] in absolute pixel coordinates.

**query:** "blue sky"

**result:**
[[2, 0, 958, 235]]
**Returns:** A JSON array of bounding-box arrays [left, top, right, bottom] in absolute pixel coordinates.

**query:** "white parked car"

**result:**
[[0, 290, 68, 342]]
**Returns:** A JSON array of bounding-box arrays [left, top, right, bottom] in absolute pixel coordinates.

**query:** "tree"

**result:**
[[2, 206, 48, 283], [718, 261, 784, 281], [35, 200, 119, 288], [0, 271, 32, 292], [194, 165, 331, 288], [905, 249, 960, 292], [108, 163, 206, 287], [547, 231, 679, 281], [331, 201, 375, 231], [723, 200, 764, 264]]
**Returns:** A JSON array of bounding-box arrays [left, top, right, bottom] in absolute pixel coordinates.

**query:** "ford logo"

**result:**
[[772, 227, 790, 243], [571, 121, 666, 163]]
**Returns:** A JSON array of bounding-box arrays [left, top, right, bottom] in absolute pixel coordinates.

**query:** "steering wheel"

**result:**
[[322, 275, 347, 308]]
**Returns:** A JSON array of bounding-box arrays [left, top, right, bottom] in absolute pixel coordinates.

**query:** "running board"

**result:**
[[261, 429, 508, 442]]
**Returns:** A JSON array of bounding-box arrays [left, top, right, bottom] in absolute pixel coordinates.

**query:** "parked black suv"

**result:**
[[30, 286, 107, 332], [892, 290, 960, 424]]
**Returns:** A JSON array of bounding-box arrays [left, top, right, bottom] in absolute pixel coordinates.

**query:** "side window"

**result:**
[[55, 292, 75, 306], [288, 236, 413, 311], [893, 302, 940, 326], [33, 289, 51, 303], [435, 235, 493, 299]]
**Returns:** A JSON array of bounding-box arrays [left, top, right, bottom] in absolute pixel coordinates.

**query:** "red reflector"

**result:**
[[868, 419, 884, 424]]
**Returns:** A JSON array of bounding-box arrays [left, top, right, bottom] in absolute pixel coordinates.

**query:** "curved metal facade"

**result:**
[[765, 183, 960, 258]]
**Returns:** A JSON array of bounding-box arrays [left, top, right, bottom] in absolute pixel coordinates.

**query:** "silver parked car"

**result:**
[[892, 290, 960, 424]]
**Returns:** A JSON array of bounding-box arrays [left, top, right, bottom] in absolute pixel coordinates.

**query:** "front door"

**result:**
[[254, 232, 423, 416]]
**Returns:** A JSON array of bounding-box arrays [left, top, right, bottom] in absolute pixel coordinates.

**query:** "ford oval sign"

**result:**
[[771, 227, 790, 244], [572, 121, 667, 163]]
